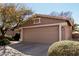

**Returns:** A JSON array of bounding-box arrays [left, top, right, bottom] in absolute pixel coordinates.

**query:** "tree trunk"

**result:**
[[0, 27, 6, 39]]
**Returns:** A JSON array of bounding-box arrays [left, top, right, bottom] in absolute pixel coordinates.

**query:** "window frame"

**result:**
[[33, 18, 41, 24]]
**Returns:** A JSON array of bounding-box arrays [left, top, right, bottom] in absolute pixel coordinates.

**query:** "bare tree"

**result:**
[[50, 11, 72, 18]]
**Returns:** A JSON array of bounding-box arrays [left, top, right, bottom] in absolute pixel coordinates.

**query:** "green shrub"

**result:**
[[0, 38, 10, 46], [48, 40, 79, 56], [12, 33, 20, 41]]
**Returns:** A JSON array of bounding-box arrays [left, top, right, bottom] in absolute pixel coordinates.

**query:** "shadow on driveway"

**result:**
[[9, 42, 51, 56]]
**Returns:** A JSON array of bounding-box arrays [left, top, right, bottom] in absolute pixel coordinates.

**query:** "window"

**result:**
[[33, 18, 41, 24]]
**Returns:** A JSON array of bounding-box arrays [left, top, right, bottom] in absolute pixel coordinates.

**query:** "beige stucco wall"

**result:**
[[22, 17, 65, 27], [40, 17, 65, 24], [64, 25, 72, 40], [22, 25, 59, 44]]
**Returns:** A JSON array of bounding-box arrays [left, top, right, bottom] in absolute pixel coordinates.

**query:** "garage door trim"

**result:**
[[20, 22, 67, 42]]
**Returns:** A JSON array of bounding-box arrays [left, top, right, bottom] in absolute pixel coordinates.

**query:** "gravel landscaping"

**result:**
[[0, 46, 30, 56]]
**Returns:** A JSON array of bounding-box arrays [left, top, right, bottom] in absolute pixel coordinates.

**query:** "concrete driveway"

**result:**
[[10, 42, 50, 56]]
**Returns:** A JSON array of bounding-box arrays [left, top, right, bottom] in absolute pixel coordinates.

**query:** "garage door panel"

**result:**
[[23, 26, 59, 43]]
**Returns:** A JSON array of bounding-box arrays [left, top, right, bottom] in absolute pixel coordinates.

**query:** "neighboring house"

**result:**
[[9, 14, 74, 44], [6, 29, 20, 36], [6, 30, 16, 36]]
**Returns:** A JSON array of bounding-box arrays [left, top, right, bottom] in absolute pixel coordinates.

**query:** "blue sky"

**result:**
[[25, 3, 79, 24]]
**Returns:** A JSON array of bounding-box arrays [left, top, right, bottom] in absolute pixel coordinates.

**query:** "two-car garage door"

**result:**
[[22, 25, 59, 44]]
